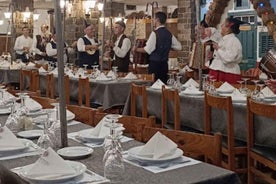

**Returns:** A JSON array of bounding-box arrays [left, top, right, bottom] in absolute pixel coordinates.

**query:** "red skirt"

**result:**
[[209, 69, 241, 84]]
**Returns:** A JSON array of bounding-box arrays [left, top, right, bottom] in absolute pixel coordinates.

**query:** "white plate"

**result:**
[[128, 146, 183, 163], [0, 138, 28, 153], [95, 78, 112, 82], [17, 130, 44, 139], [181, 91, 204, 96], [78, 128, 123, 143], [19, 161, 86, 183], [216, 89, 235, 94], [57, 146, 93, 159]]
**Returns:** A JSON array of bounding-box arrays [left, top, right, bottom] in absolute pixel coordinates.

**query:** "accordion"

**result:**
[[189, 41, 213, 70], [259, 50, 276, 79]]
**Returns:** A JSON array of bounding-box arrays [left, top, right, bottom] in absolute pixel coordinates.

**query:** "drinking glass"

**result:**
[[251, 80, 260, 99], [174, 75, 182, 90], [167, 73, 175, 87], [37, 110, 54, 150], [83, 64, 88, 76], [202, 74, 209, 91], [241, 78, 250, 94], [237, 80, 244, 93], [256, 83, 265, 101], [112, 66, 118, 80], [5, 98, 21, 133], [208, 76, 217, 94]]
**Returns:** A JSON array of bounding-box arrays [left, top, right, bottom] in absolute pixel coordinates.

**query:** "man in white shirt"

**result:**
[[14, 27, 33, 63], [132, 12, 182, 83], [77, 24, 100, 68], [106, 21, 131, 72]]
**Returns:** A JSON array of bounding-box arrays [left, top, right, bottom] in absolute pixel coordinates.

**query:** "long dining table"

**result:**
[[0, 114, 242, 184], [123, 87, 276, 149], [38, 73, 152, 110]]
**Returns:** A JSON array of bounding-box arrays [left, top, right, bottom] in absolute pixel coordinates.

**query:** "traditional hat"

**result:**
[[115, 21, 126, 28], [227, 17, 248, 34]]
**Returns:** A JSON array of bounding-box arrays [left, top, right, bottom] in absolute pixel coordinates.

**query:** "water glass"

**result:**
[[5, 99, 21, 133], [37, 111, 54, 150], [174, 75, 182, 91], [167, 73, 175, 87]]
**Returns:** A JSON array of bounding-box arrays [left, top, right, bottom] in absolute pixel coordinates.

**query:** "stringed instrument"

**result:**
[[86, 43, 102, 55], [133, 39, 149, 64], [259, 50, 276, 79]]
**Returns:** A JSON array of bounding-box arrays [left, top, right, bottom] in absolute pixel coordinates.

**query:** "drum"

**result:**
[[133, 39, 149, 65], [259, 50, 276, 79]]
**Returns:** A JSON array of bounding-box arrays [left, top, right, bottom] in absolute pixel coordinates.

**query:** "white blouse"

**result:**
[[209, 33, 242, 75]]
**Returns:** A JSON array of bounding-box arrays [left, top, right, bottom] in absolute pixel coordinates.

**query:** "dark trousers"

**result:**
[[16, 53, 29, 63], [149, 60, 168, 84]]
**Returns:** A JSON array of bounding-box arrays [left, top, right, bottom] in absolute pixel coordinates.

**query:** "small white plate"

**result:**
[[181, 91, 204, 96], [17, 130, 44, 139], [19, 161, 86, 183], [128, 146, 183, 163], [57, 146, 93, 159]]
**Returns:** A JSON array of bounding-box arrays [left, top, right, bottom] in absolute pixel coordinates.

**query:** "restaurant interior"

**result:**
[[0, 0, 276, 184]]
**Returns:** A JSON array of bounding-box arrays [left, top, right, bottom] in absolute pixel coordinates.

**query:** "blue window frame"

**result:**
[[235, 0, 250, 10]]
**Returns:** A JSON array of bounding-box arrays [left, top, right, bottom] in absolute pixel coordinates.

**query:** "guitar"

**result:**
[[86, 43, 101, 55]]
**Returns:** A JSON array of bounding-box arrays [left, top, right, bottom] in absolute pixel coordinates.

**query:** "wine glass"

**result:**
[[5, 98, 21, 133], [251, 80, 260, 99], [202, 74, 209, 91], [237, 80, 244, 93], [37, 110, 54, 150], [256, 83, 265, 101], [83, 64, 88, 76], [241, 78, 250, 94], [167, 73, 175, 87], [208, 76, 217, 94], [112, 66, 118, 80]]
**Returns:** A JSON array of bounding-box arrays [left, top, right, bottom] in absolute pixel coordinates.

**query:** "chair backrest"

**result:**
[[78, 77, 90, 107], [67, 104, 95, 126], [162, 85, 180, 130], [64, 75, 70, 104], [92, 112, 156, 142], [45, 73, 55, 98], [130, 83, 147, 118], [35, 63, 48, 71], [136, 74, 155, 82], [142, 127, 222, 166], [31, 96, 58, 109], [247, 97, 276, 148], [135, 65, 148, 74], [20, 69, 32, 91], [204, 91, 235, 152], [31, 69, 40, 92]]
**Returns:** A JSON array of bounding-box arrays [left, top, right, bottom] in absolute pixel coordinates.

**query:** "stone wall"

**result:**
[[177, 0, 196, 65]]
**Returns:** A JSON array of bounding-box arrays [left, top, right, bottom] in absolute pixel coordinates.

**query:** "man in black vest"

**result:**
[[77, 24, 100, 69], [107, 21, 131, 72], [132, 12, 182, 83]]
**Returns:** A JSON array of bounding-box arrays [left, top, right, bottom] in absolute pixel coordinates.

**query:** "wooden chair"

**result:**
[[142, 127, 222, 166], [92, 112, 156, 142], [135, 65, 148, 74], [247, 97, 276, 184], [45, 73, 55, 98], [130, 83, 147, 118], [136, 74, 155, 82], [204, 91, 247, 174], [162, 85, 180, 130], [67, 104, 95, 126], [64, 75, 70, 105], [20, 69, 40, 91], [35, 63, 48, 71], [30, 96, 58, 109], [78, 77, 90, 107]]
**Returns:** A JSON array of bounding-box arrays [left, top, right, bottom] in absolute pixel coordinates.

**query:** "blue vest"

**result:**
[[149, 27, 172, 62], [78, 37, 99, 68]]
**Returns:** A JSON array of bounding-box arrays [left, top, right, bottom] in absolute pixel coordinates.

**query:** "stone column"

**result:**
[[177, 0, 196, 65]]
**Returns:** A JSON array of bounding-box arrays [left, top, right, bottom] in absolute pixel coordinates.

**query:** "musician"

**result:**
[[14, 27, 33, 63], [32, 24, 52, 65], [132, 11, 182, 83], [77, 24, 100, 68], [106, 21, 131, 72], [209, 17, 244, 84], [45, 30, 74, 67]]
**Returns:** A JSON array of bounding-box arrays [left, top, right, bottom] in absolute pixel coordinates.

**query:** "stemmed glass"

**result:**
[[167, 73, 175, 87], [112, 66, 118, 80], [202, 74, 209, 91], [37, 110, 54, 150], [103, 118, 125, 183], [83, 64, 88, 76], [208, 76, 217, 94], [174, 75, 182, 91], [256, 83, 265, 101], [251, 80, 260, 99], [241, 78, 250, 94], [5, 98, 21, 133], [237, 80, 244, 93]]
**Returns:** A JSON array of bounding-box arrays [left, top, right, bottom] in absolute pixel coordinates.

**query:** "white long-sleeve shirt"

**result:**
[[144, 25, 182, 55], [209, 33, 242, 74], [46, 40, 74, 64], [14, 35, 33, 55], [113, 34, 131, 58]]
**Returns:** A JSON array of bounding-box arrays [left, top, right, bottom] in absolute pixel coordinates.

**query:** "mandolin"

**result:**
[[86, 43, 101, 55]]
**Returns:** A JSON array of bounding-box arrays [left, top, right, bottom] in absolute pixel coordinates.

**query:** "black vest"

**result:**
[[78, 37, 99, 68], [149, 27, 172, 63], [46, 41, 67, 63], [113, 34, 130, 72]]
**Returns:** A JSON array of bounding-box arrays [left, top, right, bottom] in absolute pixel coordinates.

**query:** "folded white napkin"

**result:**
[[231, 89, 246, 102], [183, 78, 199, 88], [25, 147, 75, 179], [95, 73, 109, 81], [24, 97, 42, 112], [151, 79, 166, 89], [217, 82, 235, 93], [0, 126, 25, 149], [50, 68, 58, 75], [38, 66, 47, 73], [179, 65, 193, 75], [3, 90, 15, 101], [138, 131, 177, 159], [27, 62, 35, 67], [124, 72, 137, 80], [0, 61, 10, 69], [10, 63, 21, 70], [182, 85, 203, 95], [48, 109, 75, 121], [261, 87, 276, 98], [91, 116, 125, 138]]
